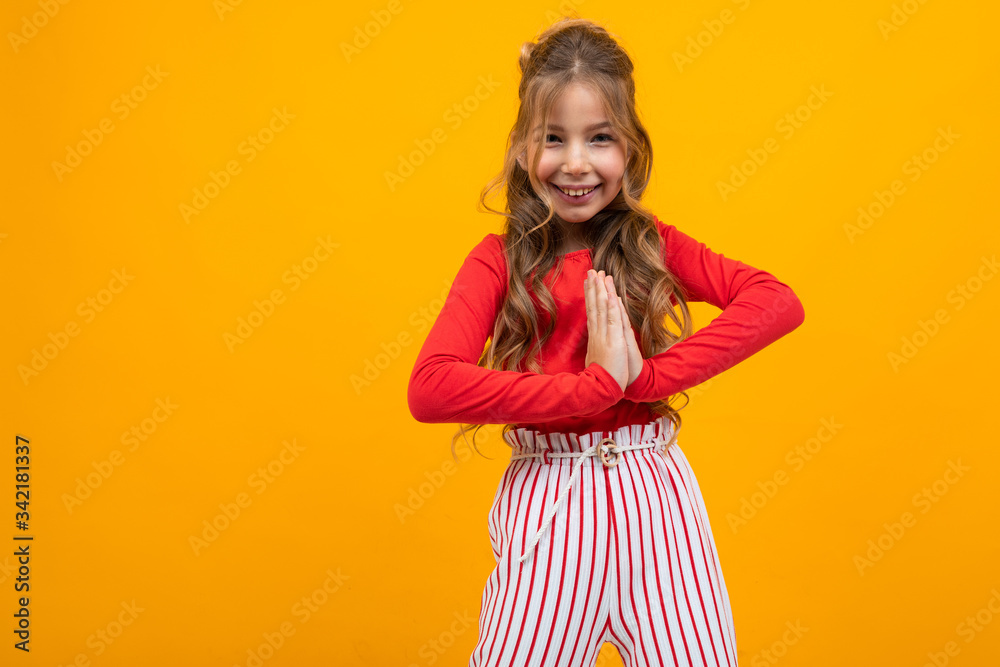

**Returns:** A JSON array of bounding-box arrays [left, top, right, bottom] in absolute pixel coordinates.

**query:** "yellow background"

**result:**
[[2, 0, 998, 665]]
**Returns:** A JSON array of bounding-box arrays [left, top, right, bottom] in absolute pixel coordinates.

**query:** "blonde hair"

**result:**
[[452, 16, 694, 460]]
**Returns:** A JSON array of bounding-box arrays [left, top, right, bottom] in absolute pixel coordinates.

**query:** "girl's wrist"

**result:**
[[623, 359, 651, 401]]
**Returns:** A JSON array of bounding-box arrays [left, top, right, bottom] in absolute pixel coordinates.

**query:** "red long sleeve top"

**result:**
[[407, 215, 805, 436]]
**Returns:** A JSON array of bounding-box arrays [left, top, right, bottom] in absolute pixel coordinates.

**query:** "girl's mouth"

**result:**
[[552, 183, 600, 203]]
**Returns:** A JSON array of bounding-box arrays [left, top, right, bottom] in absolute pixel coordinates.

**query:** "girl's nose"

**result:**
[[562, 143, 590, 174]]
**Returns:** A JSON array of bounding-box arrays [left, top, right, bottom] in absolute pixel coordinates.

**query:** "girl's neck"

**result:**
[[556, 237, 590, 255], [554, 218, 590, 254]]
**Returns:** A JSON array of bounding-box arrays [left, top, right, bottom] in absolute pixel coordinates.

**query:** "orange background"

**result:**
[[2, 0, 999, 665]]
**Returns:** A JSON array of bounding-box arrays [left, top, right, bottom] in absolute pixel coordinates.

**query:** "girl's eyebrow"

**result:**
[[534, 121, 613, 132]]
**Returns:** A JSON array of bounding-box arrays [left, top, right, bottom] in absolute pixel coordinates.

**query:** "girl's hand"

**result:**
[[584, 269, 629, 392], [616, 292, 644, 390]]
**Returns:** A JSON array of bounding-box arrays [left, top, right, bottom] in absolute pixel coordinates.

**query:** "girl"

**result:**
[[408, 16, 804, 667]]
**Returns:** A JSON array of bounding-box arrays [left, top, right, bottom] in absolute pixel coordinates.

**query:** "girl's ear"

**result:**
[[516, 152, 526, 171]]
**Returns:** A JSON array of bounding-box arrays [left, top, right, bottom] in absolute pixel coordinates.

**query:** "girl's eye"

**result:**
[[544, 133, 614, 144]]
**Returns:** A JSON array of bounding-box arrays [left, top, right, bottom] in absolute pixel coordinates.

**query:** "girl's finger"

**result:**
[[586, 270, 605, 339], [594, 270, 608, 337], [604, 275, 623, 326], [584, 271, 594, 330], [604, 275, 619, 308], [603, 274, 621, 328], [619, 295, 635, 342], [622, 295, 644, 356], [618, 295, 630, 327]]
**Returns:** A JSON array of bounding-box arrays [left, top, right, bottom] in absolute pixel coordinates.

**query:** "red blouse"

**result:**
[[407, 215, 805, 436]]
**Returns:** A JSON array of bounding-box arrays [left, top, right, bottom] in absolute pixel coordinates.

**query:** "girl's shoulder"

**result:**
[[478, 232, 507, 260], [652, 214, 676, 242], [459, 232, 509, 280], [652, 214, 704, 256]]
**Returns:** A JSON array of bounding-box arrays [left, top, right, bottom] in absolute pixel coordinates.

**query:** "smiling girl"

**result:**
[[408, 16, 804, 667]]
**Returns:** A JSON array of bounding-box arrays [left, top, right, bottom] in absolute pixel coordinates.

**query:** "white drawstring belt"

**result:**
[[510, 434, 668, 565]]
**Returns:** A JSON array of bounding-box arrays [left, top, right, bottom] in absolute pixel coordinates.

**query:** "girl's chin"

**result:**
[[554, 212, 597, 225]]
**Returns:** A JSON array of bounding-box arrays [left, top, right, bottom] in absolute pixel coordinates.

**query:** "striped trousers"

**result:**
[[469, 418, 739, 667]]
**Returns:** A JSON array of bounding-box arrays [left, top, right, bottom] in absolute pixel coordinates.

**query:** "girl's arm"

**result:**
[[407, 234, 624, 424], [622, 217, 806, 404]]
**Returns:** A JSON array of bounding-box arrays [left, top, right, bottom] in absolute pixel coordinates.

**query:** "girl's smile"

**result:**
[[551, 182, 601, 203]]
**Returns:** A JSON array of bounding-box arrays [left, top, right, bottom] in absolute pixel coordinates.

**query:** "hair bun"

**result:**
[[519, 41, 536, 74]]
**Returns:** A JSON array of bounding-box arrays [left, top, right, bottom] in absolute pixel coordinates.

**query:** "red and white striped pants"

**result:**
[[469, 417, 739, 667]]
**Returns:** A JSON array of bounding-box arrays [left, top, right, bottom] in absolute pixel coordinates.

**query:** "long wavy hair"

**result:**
[[451, 16, 695, 460]]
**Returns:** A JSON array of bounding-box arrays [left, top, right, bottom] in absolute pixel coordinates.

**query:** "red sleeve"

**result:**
[[622, 217, 805, 403], [407, 233, 625, 424]]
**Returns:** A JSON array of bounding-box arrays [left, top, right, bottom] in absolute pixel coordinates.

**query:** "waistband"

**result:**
[[504, 416, 676, 458], [506, 416, 678, 566]]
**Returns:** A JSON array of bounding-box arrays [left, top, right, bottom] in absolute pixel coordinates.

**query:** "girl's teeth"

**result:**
[[559, 186, 596, 196]]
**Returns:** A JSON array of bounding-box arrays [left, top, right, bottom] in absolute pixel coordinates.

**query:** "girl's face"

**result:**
[[519, 81, 627, 229]]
